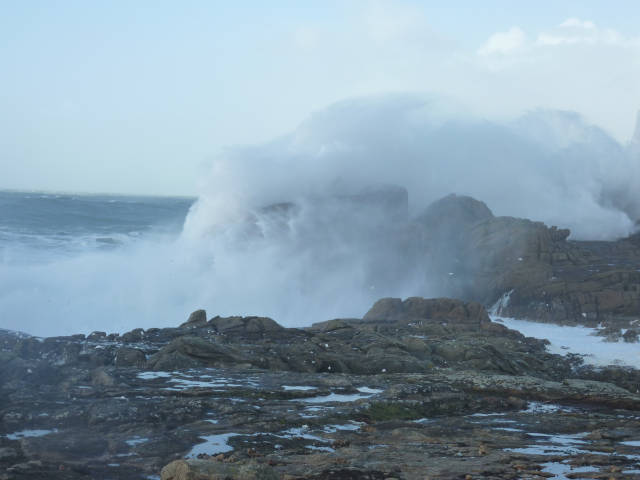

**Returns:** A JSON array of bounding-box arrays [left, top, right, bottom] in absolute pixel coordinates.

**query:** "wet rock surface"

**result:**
[[2, 301, 640, 479], [415, 194, 640, 329]]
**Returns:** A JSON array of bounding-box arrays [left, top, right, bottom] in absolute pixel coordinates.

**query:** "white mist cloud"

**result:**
[[186, 95, 639, 242], [536, 18, 640, 47], [2, 4, 640, 194], [474, 19, 640, 141], [478, 27, 526, 55], [5, 97, 640, 337], [558, 18, 596, 29], [174, 95, 640, 329]]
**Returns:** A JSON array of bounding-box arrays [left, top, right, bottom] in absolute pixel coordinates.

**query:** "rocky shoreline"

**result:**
[[2, 296, 640, 479], [3, 192, 640, 479]]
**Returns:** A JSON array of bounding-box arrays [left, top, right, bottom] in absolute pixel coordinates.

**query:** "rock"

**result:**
[[361, 298, 403, 322], [180, 310, 208, 329], [161, 460, 191, 480], [87, 331, 106, 341], [623, 329, 639, 343], [208, 316, 284, 336], [3, 307, 640, 480], [114, 347, 147, 368], [91, 367, 116, 387], [415, 193, 493, 232], [308, 319, 355, 333], [21, 432, 108, 462], [410, 193, 640, 327], [363, 297, 489, 325], [596, 326, 622, 342], [121, 328, 145, 343], [0, 448, 18, 462], [161, 459, 279, 480], [148, 336, 240, 370]]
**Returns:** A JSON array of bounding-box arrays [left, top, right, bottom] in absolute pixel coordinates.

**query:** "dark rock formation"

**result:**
[[363, 297, 489, 324], [4, 191, 640, 479], [180, 309, 208, 329], [1, 300, 640, 479], [624, 328, 639, 343], [415, 193, 640, 326], [193, 187, 640, 326], [415, 193, 493, 236], [114, 347, 146, 368]]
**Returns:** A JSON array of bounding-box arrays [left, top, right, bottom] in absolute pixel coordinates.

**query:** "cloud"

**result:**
[[170, 95, 640, 331], [559, 18, 596, 29], [536, 17, 640, 47], [474, 18, 640, 142], [479, 18, 640, 51], [478, 27, 526, 56], [185, 94, 639, 243]]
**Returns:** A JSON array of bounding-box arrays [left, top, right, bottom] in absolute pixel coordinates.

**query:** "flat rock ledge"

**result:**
[[1, 297, 640, 479]]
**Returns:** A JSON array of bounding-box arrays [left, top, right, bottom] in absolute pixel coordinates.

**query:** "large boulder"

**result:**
[[180, 310, 208, 329], [161, 459, 278, 480], [147, 336, 241, 370], [114, 347, 146, 368], [415, 193, 493, 233], [363, 297, 489, 324], [208, 316, 284, 336]]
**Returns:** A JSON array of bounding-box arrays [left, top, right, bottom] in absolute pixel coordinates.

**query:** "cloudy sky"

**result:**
[[1, 0, 639, 195]]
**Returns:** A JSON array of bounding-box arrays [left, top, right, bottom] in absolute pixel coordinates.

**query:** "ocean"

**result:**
[[0, 187, 405, 339], [2, 190, 637, 368], [0, 191, 195, 337]]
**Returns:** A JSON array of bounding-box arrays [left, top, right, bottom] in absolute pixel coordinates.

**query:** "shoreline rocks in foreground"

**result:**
[[2, 298, 640, 479]]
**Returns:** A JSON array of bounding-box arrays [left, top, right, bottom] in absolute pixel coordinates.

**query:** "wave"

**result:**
[[3, 94, 640, 336]]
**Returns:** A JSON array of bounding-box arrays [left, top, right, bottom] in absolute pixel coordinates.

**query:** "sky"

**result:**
[[1, 0, 639, 196]]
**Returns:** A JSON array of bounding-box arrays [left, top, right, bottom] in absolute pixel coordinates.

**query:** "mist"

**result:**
[[4, 94, 640, 336], [178, 94, 640, 326], [185, 94, 640, 240]]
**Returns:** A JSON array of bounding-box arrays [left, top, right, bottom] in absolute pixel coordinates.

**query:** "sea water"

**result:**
[[0, 191, 194, 336]]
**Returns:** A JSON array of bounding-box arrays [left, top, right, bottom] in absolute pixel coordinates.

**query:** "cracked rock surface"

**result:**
[[2, 298, 640, 479]]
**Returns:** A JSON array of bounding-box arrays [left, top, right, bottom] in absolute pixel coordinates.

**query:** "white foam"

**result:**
[[506, 431, 590, 457], [137, 371, 173, 380], [357, 387, 383, 394], [622, 440, 640, 447], [528, 432, 588, 445], [323, 421, 364, 432], [492, 316, 640, 369], [292, 392, 374, 403], [6, 429, 58, 440], [125, 436, 148, 447], [524, 402, 576, 414], [505, 444, 588, 456], [541, 462, 598, 479], [279, 426, 325, 442], [186, 433, 239, 458], [306, 445, 335, 452], [167, 378, 242, 390]]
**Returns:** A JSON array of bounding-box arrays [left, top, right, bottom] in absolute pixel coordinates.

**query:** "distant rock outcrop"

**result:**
[[415, 193, 493, 233], [179, 309, 208, 329], [363, 297, 489, 325], [415, 193, 640, 325]]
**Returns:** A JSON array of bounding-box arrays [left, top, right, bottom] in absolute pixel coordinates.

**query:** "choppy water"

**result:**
[[0, 191, 193, 262], [0, 191, 194, 336]]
